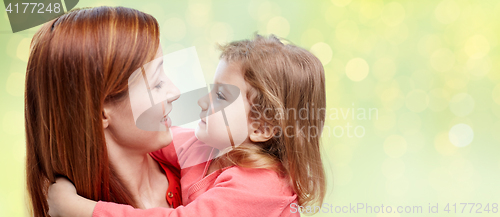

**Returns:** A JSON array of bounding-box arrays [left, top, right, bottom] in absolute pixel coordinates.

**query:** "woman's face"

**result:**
[[104, 46, 180, 154]]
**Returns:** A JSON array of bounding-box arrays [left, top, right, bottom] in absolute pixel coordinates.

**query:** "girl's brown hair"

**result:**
[[25, 6, 160, 216], [217, 35, 326, 207]]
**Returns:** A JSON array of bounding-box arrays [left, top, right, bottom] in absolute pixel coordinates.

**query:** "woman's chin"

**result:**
[[155, 129, 173, 148]]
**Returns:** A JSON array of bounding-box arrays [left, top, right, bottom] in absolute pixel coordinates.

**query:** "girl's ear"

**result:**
[[102, 107, 111, 129], [249, 121, 275, 142]]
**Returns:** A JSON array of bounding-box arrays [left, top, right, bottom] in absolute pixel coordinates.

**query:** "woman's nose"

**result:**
[[165, 78, 180, 103]]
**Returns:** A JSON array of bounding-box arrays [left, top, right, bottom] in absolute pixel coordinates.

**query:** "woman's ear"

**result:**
[[249, 121, 275, 143], [102, 107, 111, 129]]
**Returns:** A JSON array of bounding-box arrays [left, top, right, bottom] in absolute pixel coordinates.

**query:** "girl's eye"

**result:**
[[154, 81, 164, 89], [216, 91, 226, 100]]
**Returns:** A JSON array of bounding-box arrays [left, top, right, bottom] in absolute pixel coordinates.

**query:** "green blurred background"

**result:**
[[1, 0, 500, 216]]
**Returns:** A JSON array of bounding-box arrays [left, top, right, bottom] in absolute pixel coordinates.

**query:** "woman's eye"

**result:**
[[216, 91, 226, 100], [154, 81, 164, 89]]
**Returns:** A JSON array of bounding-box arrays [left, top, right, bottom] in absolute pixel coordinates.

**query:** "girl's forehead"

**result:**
[[214, 60, 244, 82]]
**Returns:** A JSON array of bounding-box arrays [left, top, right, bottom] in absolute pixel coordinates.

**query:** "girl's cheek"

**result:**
[[206, 112, 232, 150], [222, 94, 249, 146]]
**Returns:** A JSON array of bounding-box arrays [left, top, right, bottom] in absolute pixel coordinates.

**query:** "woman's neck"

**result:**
[[105, 140, 170, 209]]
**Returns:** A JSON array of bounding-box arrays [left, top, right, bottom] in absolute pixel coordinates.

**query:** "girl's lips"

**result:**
[[199, 119, 206, 126]]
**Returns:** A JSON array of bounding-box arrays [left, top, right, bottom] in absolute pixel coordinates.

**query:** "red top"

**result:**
[[151, 152, 182, 208]]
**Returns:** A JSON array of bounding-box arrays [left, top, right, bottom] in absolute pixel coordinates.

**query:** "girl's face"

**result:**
[[196, 59, 251, 151], [105, 46, 181, 154]]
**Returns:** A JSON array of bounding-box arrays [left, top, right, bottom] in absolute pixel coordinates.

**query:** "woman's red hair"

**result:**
[[25, 6, 160, 216]]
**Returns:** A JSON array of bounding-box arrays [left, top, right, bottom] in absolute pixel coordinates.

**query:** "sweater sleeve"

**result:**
[[92, 167, 300, 217]]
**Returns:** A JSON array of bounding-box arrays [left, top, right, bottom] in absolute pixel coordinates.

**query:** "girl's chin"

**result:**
[[194, 126, 203, 141]]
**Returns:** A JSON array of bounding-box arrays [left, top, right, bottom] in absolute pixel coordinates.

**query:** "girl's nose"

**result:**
[[198, 92, 210, 111]]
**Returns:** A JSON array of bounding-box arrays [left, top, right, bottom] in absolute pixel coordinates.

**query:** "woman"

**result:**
[[25, 6, 181, 217]]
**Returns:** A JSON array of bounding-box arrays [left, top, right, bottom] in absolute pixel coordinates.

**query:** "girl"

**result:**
[[48, 35, 327, 216]]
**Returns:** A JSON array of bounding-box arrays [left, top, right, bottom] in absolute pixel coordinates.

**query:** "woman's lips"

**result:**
[[161, 102, 172, 128], [160, 115, 171, 128]]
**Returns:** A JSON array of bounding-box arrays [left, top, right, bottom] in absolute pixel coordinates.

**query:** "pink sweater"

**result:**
[[93, 127, 300, 217]]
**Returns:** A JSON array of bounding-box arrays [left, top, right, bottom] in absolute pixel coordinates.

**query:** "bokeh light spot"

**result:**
[[385, 176, 409, 196], [336, 20, 359, 44], [6, 72, 25, 97], [449, 123, 474, 147], [434, 132, 457, 155], [384, 24, 408, 44], [418, 34, 442, 57], [397, 112, 421, 135], [325, 5, 345, 27], [210, 22, 234, 44], [382, 158, 405, 180], [435, 0, 460, 24], [405, 89, 429, 113], [491, 84, 500, 105], [331, 0, 351, 7], [251, 1, 281, 21], [430, 48, 455, 72], [377, 212, 401, 217], [464, 34, 490, 59], [466, 56, 491, 78], [334, 165, 353, 186], [359, 0, 383, 20], [266, 16, 290, 38], [330, 144, 352, 166], [374, 111, 397, 131], [345, 58, 369, 82], [186, 1, 211, 27], [373, 57, 396, 81], [428, 88, 449, 112], [382, 2, 406, 26], [491, 121, 500, 143], [162, 17, 186, 42], [449, 93, 474, 117], [405, 133, 425, 153], [16, 38, 30, 62], [310, 42, 332, 65], [2, 111, 24, 135], [445, 70, 469, 90], [301, 28, 324, 47], [12, 139, 25, 164], [384, 135, 407, 158]]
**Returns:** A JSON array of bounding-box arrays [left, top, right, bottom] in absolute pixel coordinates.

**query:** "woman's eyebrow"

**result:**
[[152, 60, 163, 80]]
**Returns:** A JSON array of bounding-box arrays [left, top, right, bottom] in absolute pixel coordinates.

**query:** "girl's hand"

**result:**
[[48, 177, 95, 217]]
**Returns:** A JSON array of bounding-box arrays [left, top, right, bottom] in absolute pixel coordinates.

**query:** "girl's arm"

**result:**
[[49, 167, 299, 217], [48, 178, 96, 217]]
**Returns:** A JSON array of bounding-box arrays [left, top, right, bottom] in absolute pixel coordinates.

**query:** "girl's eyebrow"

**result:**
[[218, 84, 237, 98]]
